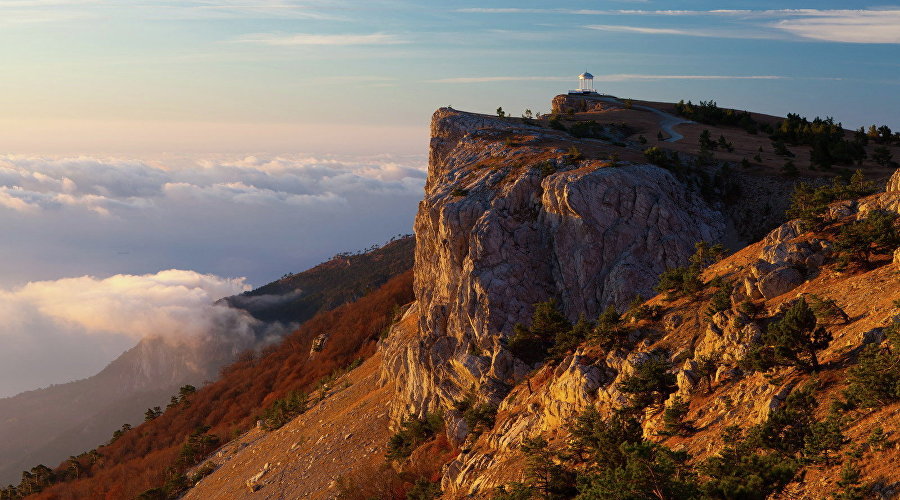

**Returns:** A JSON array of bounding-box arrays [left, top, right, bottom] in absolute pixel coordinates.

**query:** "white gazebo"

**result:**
[[577, 72, 595, 93]]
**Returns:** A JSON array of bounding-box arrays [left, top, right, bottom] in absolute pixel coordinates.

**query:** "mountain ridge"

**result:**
[[0, 236, 414, 487], [11, 94, 900, 499]]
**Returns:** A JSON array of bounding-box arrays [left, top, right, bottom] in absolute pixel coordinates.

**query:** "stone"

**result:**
[[828, 200, 857, 219], [381, 107, 727, 428], [742, 277, 763, 300], [694, 310, 761, 365], [748, 260, 776, 279], [245, 465, 269, 492], [757, 266, 804, 299], [887, 168, 900, 193], [861, 327, 885, 346], [664, 314, 683, 331], [310, 333, 328, 353], [551, 94, 611, 114]]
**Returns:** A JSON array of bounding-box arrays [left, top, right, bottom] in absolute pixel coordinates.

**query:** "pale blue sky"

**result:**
[[0, 1, 897, 155]]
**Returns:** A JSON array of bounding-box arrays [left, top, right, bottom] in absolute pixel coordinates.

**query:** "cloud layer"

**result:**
[[4, 270, 252, 341], [0, 153, 425, 395], [0, 154, 425, 216], [0, 154, 425, 285]]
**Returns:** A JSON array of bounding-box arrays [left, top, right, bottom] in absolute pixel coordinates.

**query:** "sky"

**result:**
[[0, 0, 898, 396]]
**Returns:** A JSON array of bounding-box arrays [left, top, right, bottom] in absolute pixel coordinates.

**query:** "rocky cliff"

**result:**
[[136, 101, 900, 500], [442, 170, 900, 498], [377, 103, 900, 497], [437, 169, 900, 497], [381, 107, 728, 437]]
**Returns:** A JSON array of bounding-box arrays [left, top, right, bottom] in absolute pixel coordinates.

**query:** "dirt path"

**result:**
[[597, 96, 693, 142]]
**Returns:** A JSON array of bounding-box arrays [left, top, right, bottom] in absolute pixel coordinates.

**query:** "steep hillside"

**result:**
[[380, 96, 894, 436], [165, 99, 898, 500], [17, 269, 413, 499], [437, 173, 900, 498], [0, 237, 413, 492]]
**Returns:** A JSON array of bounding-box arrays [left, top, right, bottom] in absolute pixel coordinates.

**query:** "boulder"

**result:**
[[664, 314, 683, 332], [742, 277, 763, 300], [757, 267, 804, 299]]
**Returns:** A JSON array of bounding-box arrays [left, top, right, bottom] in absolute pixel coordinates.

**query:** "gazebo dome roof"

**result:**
[[579, 72, 594, 79]]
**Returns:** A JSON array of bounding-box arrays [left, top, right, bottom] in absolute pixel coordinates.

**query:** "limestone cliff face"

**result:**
[[381, 108, 726, 432], [887, 168, 900, 193], [440, 189, 900, 497]]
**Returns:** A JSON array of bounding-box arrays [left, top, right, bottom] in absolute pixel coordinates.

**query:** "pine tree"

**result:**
[[618, 349, 676, 410], [662, 396, 692, 435], [803, 414, 846, 465], [833, 461, 865, 500], [519, 436, 574, 499], [755, 298, 832, 372], [756, 385, 817, 456], [845, 318, 900, 408]]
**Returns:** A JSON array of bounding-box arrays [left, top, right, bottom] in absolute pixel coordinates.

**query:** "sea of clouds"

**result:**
[[0, 153, 426, 397]]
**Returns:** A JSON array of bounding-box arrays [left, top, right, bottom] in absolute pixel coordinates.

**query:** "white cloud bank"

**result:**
[[1, 270, 251, 341], [0, 154, 425, 216], [2, 154, 422, 269], [0, 154, 427, 279], [0, 269, 276, 397]]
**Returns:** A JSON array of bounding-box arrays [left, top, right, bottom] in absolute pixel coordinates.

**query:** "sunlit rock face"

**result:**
[[381, 107, 726, 429]]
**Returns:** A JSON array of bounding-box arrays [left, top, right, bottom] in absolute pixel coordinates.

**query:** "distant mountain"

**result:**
[[0, 236, 414, 486], [0, 337, 217, 485]]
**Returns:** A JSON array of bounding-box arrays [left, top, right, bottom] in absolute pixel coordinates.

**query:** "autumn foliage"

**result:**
[[30, 270, 414, 500]]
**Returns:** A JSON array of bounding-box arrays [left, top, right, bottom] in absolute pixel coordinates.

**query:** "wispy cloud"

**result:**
[[0, 0, 341, 24], [584, 24, 781, 40], [598, 74, 786, 81], [459, 7, 900, 44], [770, 10, 900, 44], [427, 76, 569, 84], [232, 32, 408, 46]]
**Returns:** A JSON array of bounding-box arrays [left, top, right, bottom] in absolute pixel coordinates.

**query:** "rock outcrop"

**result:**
[[551, 94, 614, 114], [376, 106, 900, 498], [887, 168, 900, 193], [860, 168, 900, 215], [381, 107, 726, 433]]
